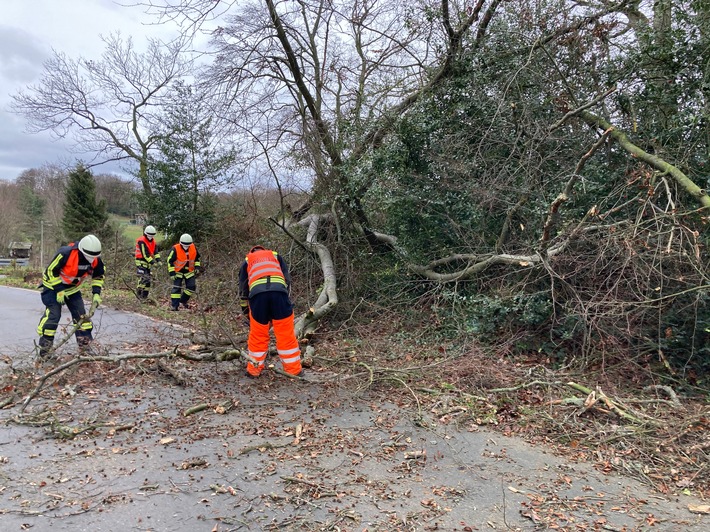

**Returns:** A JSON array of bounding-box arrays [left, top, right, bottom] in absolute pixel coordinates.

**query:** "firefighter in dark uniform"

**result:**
[[166, 233, 202, 310], [36, 234, 105, 357], [238, 245, 302, 378], [134, 224, 161, 300]]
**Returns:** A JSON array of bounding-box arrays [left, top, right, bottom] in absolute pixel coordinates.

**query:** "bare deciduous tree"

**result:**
[[159, 0, 498, 334], [138, 1, 708, 370], [10, 33, 191, 195], [0, 182, 23, 250]]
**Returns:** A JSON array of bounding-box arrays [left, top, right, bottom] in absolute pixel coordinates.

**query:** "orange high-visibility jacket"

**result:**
[[238, 248, 290, 302], [135, 235, 159, 266], [168, 243, 199, 273], [246, 249, 287, 290], [42, 242, 105, 296]]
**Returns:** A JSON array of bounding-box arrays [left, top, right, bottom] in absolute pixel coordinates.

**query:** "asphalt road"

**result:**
[[0, 285, 184, 367], [0, 285, 708, 531]]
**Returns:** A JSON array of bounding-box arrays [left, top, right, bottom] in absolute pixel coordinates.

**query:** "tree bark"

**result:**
[[579, 110, 710, 210]]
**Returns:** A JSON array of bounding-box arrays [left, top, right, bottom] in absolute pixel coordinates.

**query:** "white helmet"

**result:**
[[78, 234, 102, 260], [144, 225, 157, 237], [179, 233, 193, 246]]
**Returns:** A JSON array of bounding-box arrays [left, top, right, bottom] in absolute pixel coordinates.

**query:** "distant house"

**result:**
[[132, 213, 148, 226], [8, 242, 32, 259]]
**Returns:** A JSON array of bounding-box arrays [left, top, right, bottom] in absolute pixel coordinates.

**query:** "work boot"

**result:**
[[245, 360, 263, 379], [170, 304, 179, 311], [38, 336, 54, 358], [77, 337, 96, 356]]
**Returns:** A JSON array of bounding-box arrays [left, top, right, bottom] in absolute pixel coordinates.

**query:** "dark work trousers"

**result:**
[[37, 289, 93, 341], [248, 290, 294, 324], [136, 266, 152, 298], [170, 272, 197, 309]]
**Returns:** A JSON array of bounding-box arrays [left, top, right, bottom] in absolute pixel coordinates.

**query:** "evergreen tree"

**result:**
[[62, 164, 109, 243], [140, 83, 234, 241]]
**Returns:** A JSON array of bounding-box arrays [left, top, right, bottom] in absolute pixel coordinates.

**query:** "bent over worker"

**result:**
[[166, 233, 201, 311], [36, 234, 105, 357], [238, 245, 302, 378], [134, 224, 161, 300]]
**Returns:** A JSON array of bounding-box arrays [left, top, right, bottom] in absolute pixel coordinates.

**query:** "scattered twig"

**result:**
[[280, 475, 337, 497], [156, 359, 190, 385], [214, 399, 235, 414], [488, 380, 563, 393], [183, 403, 209, 417], [641, 385, 682, 408], [238, 439, 292, 455], [21, 351, 179, 413], [565, 382, 658, 426]]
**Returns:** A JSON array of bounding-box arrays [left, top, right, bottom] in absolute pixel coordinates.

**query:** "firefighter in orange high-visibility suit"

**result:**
[[238, 246, 302, 378]]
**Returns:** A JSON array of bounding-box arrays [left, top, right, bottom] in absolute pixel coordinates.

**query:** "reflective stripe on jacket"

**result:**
[[246, 249, 287, 291], [42, 243, 105, 295]]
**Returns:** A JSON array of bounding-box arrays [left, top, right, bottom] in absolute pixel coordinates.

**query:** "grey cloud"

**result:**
[[0, 4, 169, 182], [0, 116, 73, 180], [0, 24, 50, 84]]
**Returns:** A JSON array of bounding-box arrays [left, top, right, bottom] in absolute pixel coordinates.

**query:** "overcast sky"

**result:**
[[0, 0, 184, 182]]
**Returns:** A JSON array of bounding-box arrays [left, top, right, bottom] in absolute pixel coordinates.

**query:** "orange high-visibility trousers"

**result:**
[[246, 312, 302, 376]]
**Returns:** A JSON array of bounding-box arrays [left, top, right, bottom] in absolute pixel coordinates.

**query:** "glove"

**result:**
[[56, 291, 66, 304], [92, 293, 102, 308], [169, 271, 176, 278], [240, 301, 249, 317]]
